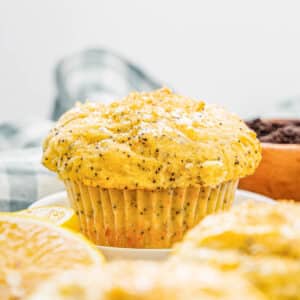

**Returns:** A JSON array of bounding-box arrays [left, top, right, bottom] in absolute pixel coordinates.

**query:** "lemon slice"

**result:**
[[16, 206, 79, 231], [0, 213, 105, 299]]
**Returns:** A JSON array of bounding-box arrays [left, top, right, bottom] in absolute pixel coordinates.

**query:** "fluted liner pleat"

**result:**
[[64, 180, 238, 248]]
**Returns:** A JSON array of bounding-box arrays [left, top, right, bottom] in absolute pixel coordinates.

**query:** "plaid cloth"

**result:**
[[0, 120, 65, 211], [0, 147, 64, 211]]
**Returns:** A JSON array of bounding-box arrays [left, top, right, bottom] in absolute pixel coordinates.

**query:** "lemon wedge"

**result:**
[[15, 206, 79, 231], [0, 213, 105, 299]]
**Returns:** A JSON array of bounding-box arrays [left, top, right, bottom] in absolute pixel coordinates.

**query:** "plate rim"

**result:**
[[97, 245, 171, 252]]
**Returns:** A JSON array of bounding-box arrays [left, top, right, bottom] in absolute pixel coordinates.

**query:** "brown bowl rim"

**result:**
[[261, 142, 300, 149]]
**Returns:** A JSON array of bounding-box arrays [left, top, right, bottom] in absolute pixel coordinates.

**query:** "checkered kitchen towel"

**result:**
[[0, 121, 65, 211], [0, 147, 64, 212]]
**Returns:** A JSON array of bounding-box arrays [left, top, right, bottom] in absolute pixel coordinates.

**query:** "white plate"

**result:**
[[30, 190, 273, 261]]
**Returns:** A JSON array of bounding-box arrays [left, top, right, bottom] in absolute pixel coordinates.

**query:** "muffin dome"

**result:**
[[30, 261, 265, 300], [42, 88, 261, 189], [176, 201, 300, 258], [173, 201, 300, 299]]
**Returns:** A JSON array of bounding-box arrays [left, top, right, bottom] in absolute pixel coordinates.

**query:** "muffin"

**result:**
[[173, 201, 300, 299], [29, 261, 265, 300], [42, 88, 261, 248], [239, 118, 300, 200]]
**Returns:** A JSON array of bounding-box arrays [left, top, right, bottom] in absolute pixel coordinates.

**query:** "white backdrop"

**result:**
[[1, 0, 300, 121]]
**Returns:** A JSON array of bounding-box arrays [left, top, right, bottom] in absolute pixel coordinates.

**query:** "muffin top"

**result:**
[[177, 201, 300, 258], [42, 88, 261, 189], [173, 201, 300, 299], [29, 261, 265, 300]]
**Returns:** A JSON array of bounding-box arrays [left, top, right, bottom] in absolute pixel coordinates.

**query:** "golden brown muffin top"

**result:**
[[29, 261, 265, 300], [42, 88, 261, 189], [173, 201, 300, 300], [177, 201, 300, 258]]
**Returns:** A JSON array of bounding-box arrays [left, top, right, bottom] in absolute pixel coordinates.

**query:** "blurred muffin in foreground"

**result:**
[[240, 118, 300, 200], [173, 201, 300, 299], [42, 88, 261, 248], [29, 261, 265, 300]]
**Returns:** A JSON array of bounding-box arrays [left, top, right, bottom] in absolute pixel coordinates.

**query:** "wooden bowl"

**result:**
[[239, 142, 300, 201]]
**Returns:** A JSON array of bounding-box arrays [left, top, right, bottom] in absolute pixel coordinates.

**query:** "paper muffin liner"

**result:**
[[64, 180, 238, 248]]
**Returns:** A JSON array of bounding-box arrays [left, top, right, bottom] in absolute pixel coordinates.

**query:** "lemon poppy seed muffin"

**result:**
[[42, 88, 261, 248], [29, 261, 266, 300], [173, 201, 300, 299]]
